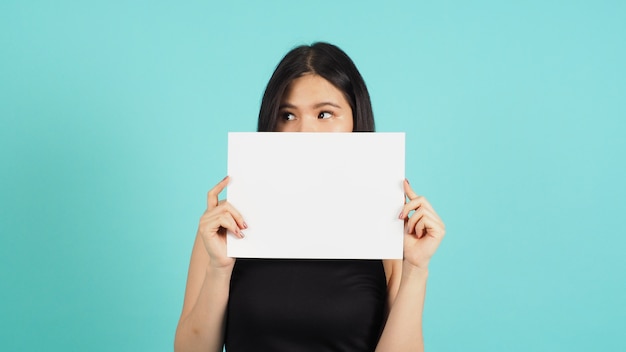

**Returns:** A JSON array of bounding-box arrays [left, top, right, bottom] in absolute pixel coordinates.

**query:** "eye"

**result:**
[[318, 111, 333, 119], [281, 112, 296, 121]]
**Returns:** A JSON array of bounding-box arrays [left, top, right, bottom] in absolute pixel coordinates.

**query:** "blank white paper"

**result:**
[[226, 132, 405, 259]]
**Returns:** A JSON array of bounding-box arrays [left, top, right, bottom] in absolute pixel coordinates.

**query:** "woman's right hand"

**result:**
[[198, 176, 247, 270]]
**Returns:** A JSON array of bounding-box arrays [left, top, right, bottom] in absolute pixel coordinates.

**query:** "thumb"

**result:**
[[404, 178, 418, 200]]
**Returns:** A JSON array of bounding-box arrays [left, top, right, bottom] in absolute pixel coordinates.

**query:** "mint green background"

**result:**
[[1, 1, 624, 351]]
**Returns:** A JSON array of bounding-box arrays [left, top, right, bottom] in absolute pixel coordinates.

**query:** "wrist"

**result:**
[[402, 260, 429, 280], [205, 263, 234, 282]]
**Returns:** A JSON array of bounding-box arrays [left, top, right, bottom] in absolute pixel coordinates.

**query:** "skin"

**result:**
[[275, 74, 354, 132], [174, 74, 446, 352]]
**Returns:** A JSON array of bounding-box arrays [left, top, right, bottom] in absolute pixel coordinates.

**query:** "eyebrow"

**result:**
[[279, 102, 342, 110]]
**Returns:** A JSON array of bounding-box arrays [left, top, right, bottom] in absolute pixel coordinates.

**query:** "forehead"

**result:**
[[281, 74, 348, 104]]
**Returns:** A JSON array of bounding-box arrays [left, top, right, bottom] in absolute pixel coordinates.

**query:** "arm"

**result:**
[[174, 235, 232, 352], [376, 261, 428, 352], [376, 179, 445, 352], [174, 177, 246, 352]]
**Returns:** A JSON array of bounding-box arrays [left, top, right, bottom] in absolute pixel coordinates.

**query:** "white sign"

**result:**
[[226, 132, 405, 259]]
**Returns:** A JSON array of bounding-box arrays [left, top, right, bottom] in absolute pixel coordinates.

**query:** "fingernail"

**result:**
[[405, 178, 410, 184], [222, 175, 228, 181], [398, 211, 404, 219], [238, 230, 245, 238], [243, 221, 248, 229]]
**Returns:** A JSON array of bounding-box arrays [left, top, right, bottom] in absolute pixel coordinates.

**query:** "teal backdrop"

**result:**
[[1, 0, 625, 351]]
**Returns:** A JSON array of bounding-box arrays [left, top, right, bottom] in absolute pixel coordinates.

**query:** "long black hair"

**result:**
[[257, 42, 375, 132]]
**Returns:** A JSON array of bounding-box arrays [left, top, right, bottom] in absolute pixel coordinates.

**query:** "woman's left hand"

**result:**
[[399, 179, 446, 270]]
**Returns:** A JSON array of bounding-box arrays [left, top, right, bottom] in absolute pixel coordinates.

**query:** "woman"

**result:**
[[174, 42, 445, 352]]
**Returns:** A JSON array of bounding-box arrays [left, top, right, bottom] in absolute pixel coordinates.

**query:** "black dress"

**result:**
[[225, 259, 387, 351]]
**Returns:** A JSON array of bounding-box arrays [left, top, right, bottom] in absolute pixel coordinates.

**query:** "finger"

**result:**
[[406, 207, 436, 235], [406, 208, 425, 235], [416, 214, 446, 239], [399, 196, 427, 219], [399, 195, 441, 221], [416, 206, 438, 225], [407, 209, 443, 238], [404, 178, 419, 200], [218, 213, 245, 239], [222, 202, 248, 229], [207, 176, 230, 210], [418, 196, 437, 215]]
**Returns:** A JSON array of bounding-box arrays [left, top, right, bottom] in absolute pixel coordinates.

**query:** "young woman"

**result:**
[[174, 42, 446, 352]]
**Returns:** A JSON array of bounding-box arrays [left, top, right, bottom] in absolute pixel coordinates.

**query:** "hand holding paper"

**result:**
[[399, 179, 446, 270], [196, 176, 245, 270]]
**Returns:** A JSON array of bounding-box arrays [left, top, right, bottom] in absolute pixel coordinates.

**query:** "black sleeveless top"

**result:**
[[225, 259, 387, 351]]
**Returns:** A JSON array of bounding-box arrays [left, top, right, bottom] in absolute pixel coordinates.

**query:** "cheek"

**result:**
[[274, 121, 295, 132], [276, 125, 294, 132], [334, 121, 353, 132], [338, 115, 354, 132], [319, 119, 352, 132]]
